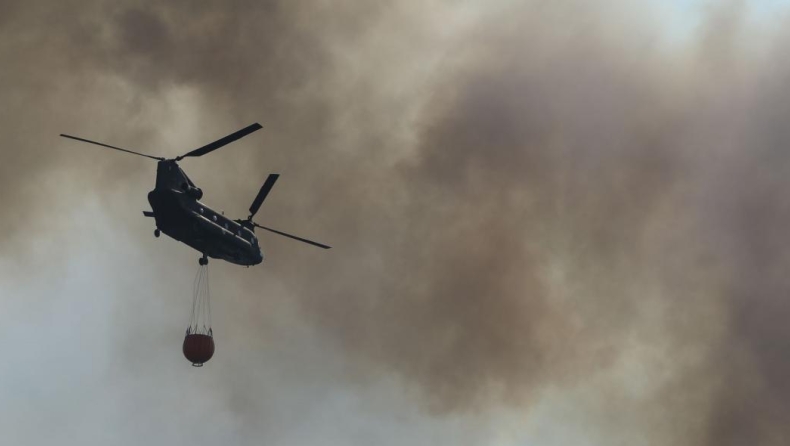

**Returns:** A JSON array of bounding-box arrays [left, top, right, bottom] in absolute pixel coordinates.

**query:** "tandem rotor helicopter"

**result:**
[[60, 123, 331, 267]]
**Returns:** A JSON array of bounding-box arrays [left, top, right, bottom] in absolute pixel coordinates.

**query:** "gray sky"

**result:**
[[2, 1, 790, 445]]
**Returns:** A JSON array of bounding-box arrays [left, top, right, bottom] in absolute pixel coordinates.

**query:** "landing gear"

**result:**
[[199, 253, 208, 266], [154, 229, 161, 238]]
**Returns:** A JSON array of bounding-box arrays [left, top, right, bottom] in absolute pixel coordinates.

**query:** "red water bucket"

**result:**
[[183, 333, 215, 367]]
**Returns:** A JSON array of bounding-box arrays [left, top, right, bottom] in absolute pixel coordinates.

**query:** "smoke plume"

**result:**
[[1, 0, 790, 444]]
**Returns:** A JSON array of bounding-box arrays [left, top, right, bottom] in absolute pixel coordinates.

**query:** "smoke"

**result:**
[[2, 0, 790, 444]]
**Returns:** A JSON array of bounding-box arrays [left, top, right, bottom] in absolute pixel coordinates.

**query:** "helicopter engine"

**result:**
[[182, 184, 203, 200]]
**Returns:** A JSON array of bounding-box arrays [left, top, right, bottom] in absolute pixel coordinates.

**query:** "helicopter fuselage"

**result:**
[[147, 160, 263, 266]]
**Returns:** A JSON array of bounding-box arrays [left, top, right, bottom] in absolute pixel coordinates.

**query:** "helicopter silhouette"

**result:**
[[60, 123, 330, 266]]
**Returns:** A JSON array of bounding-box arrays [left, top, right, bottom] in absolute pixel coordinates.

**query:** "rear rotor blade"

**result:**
[[176, 123, 262, 160], [249, 174, 280, 218], [253, 223, 331, 249], [60, 134, 164, 161]]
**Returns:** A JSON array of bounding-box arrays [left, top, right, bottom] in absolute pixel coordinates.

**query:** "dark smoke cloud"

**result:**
[[2, 0, 790, 444]]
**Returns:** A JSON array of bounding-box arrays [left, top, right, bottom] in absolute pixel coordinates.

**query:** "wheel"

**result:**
[[154, 229, 160, 238]]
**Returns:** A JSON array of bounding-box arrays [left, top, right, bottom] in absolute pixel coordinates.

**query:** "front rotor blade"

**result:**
[[177, 123, 262, 160], [60, 134, 164, 160], [254, 223, 331, 249], [249, 174, 280, 218]]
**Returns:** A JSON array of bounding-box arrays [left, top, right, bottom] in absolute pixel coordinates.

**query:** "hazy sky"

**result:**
[[662, 0, 790, 42], [2, 1, 790, 445]]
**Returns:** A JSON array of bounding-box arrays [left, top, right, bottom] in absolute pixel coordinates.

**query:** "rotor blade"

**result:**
[[60, 134, 164, 160], [177, 123, 262, 160], [249, 174, 280, 218], [253, 223, 331, 249]]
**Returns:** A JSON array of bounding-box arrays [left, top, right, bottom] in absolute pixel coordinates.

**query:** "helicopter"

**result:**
[[60, 123, 330, 266]]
